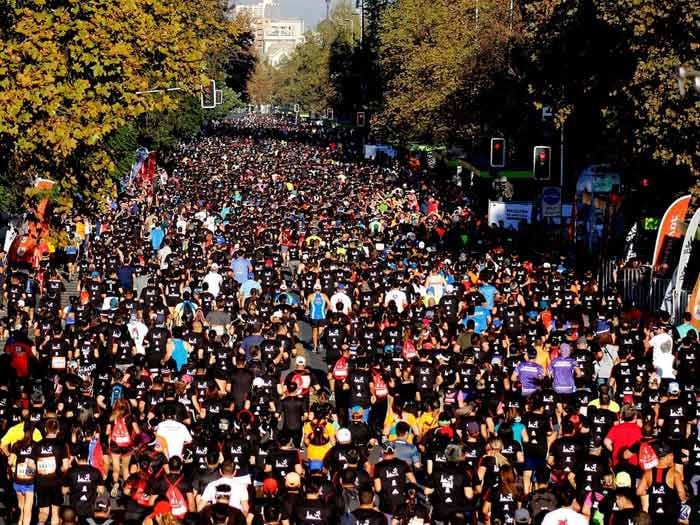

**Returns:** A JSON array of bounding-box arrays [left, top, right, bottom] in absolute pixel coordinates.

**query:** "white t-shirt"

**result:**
[[127, 319, 149, 354], [329, 292, 352, 314], [651, 332, 675, 378], [201, 476, 250, 510], [384, 289, 407, 313], [155, 419, 192, 459], [202, 271, 223, 297], [541, 508, 588, 525]]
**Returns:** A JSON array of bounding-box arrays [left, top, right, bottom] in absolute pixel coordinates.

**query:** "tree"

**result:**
[[248, 60, 278, 106], [223, 28, 258, 100], [374, 0, 523, 143], [0, 0, 240, 213], [521, 0, 700, 178], [252, 0, 358, 113]]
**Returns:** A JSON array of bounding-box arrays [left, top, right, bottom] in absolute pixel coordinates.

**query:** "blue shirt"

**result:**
[[479, 284, 498, 309], [466, 306, 490, 334], [150, 227, 164, 250], [240, 279, 261, 299], [231, 258, 251, 284], [171, 339, 188, 372], [117, 265, 134, 291]]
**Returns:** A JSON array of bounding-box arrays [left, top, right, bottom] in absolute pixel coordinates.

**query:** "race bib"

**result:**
[[51, 356, 66, 369], [37, 457, 57, 475], [113, 433, 132, 446], [16, 460, 35, 481]]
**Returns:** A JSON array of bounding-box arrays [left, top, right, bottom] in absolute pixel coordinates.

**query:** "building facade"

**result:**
[[234, 0, 305, 67]]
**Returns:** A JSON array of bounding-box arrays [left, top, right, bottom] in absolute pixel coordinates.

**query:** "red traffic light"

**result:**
[[490, 138, 506, 168], [641, 178, 650, 188], [538, 151, 547, 161]]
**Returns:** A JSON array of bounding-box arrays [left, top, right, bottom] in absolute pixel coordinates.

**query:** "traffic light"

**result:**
[[215, 89, 223, 105], [533, 146, 551, 181], [357, 111, 366, 127], [200, 79, 216, 109], [490, 137, 506, 168]]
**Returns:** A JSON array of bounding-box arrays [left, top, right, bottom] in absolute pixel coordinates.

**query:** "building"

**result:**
[[233, 0, 304, 67]]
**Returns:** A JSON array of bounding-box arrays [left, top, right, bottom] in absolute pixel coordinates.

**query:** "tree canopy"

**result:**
[[0, 0, 241, 213]]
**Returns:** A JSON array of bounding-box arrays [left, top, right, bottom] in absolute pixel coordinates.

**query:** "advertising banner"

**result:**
[[689, 275, 700, 331], [652, 195, 690, 274], [488, 201, 533, 230]]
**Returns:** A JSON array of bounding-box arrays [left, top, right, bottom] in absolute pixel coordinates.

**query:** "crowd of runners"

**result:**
[[0, 115, 699, 525]]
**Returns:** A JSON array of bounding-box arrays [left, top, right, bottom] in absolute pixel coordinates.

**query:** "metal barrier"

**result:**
[[598, 260, 690, 323]]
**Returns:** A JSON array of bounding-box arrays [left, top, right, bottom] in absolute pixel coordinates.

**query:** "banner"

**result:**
[[689, 275, 700, 331], [142, 151, 157, 185], [673, 207, 700, 316], [542, 187, 562, 217], [652, 195, 690, 274], [120, 147, 149, 194], [488, 201, 533, 230], [623, 222, 639, 264]]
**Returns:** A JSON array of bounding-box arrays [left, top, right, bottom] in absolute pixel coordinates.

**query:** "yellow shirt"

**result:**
[[1, 423, 42, 448], [587, 399, 620, 414], [303, 421, 336, 441], [534, 346, 551, 371], [307, 442, 332, 462], [384, 413, 417, 442], [417, 412, 439, 436]]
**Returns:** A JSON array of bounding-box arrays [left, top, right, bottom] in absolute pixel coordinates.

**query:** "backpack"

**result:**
[[88, 438, 105, 478], [165, 474, 188, 519], [333, 357, 349, 381], [182, 301, 196, 325], [109, 384, 124, 408], [131, 475, 153, 507], [639, 441, 658, 470], [402, 340, 418, 361], [372, 371, 388, 398], [340, 512, 358, 525], [110, 418, 133, 448], [530, 489, 557, 519], [290, 370, 311, 395], [340, 487, 360, 513]]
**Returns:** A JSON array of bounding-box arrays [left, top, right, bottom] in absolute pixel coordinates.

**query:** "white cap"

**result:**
[[211, 263, 220, 271], [253, 377, 265, 388], [295, 356, 306, 367], [336, 428, 352, 444]]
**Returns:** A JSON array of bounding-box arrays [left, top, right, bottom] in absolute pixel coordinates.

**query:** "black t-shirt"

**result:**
[[521, 412, 550, 459], [200, 502, 247, 525], [659, 399, 688, 440], [375, 457, 411, 513], [266, 448, 301, 484], [347, 369, 372, 407], [64, 464, 103, 517], [294, 497, 336, 525], [427, 461, 472, 513], [549, 435, 584, 472], [155, 472, 193, 500], [351, 508, 388, 525], [33, 438, 68, 486], [281, 396, 305, 431], [229, 368, 254, 408]]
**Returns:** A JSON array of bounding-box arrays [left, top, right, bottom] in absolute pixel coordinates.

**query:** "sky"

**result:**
[[236, 0, 335, 31]]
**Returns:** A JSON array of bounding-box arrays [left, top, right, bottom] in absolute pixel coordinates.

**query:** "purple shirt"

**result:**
[[515, 361, 544, 396], [549, 356, 577, 394]]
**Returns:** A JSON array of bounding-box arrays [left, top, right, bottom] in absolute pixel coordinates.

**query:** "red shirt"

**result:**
[[605, 421, 642, 466], [5, 339, 33, 378]]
